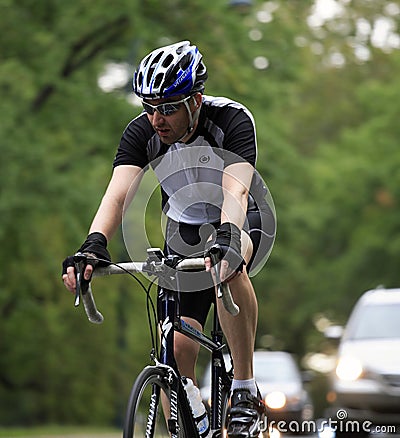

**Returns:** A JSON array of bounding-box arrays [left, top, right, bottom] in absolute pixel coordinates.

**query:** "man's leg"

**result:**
[[160, 317, 201, 424], [174, 316, 202, 384], [218, 230, 257, 381], [217, 270, 257, 382], [217, 232, 266, 437]]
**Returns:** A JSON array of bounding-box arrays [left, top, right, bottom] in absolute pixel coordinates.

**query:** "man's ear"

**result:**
[[193, 92, 202, 109]]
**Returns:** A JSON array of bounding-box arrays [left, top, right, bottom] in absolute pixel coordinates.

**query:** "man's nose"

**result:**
[[152, 110, 165, 124]]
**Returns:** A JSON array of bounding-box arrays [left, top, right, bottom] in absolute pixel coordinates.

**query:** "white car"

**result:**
[[328, 287, 400, 433]]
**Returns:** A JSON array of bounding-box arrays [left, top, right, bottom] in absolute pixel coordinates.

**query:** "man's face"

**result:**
[[142, 94, 200, 144]]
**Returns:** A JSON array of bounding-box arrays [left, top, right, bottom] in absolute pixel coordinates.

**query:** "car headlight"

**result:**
[[336, 357, 363, 381], [265, 391, 286, 409]]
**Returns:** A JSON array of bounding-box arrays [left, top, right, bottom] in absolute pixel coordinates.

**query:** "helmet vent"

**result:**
[[164, 64, 180, 88], [154, 73, 164, 89], [152, 52, 163, 64], [146, 52, 163, 83], [176, 43, 185, 55], [162, 54, 174, 67], [142, 54, 151, 67], [180, 54, 191, 70]]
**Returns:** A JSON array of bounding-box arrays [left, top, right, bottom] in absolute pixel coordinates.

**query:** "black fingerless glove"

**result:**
[[205, 222, 245, 273], [62, 232, 111, 276], [77, 232, 111, 266]]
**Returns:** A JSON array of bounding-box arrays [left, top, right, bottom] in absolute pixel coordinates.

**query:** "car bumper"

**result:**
[[332, 380, 400, 424], [333, 406, 400, 426]]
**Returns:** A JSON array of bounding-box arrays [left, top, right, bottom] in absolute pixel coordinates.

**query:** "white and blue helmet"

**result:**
[[133, 41, 208, 99]]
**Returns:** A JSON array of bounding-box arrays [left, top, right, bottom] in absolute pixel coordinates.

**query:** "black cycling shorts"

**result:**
[[159, 204, 276, 327]]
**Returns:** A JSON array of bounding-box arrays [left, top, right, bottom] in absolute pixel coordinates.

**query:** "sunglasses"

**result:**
[[142, 95, 192, 116]]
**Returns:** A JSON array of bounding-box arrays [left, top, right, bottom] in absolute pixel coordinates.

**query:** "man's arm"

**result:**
[[63, 165, 143, 292], [220, 161, 253, 229], [205, 161, 254, 280], [89, 165, 144, 241]]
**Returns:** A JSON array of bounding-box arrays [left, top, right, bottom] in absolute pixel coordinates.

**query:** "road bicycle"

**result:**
[[73, 246, 267, 437]]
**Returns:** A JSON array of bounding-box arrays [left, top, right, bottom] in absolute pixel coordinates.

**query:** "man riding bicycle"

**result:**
[[62, 40, 275, 437]]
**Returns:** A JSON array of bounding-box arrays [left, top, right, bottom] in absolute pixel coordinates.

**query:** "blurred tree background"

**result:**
[[1, 0, 399, 427]]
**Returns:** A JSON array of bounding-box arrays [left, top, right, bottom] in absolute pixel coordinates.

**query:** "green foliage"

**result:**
[[1, 0, 400, 427]]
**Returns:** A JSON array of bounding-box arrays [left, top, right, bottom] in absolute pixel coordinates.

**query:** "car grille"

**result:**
[[382, 374, 400, 388]]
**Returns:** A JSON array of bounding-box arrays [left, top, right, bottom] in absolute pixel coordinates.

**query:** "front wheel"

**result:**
[[123, 365, 192, 438]]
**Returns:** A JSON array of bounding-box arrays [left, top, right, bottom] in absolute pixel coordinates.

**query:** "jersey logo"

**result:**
[[199, 155, 210, 163]]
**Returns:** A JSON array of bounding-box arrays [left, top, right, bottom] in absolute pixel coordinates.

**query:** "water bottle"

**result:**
[[182, 377, 212, 438]]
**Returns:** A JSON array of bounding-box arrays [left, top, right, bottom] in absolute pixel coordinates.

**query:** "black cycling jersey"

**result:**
[[114, 95, 262, 225], [115, 95, 276, 324], [115, 95, 257, 168]]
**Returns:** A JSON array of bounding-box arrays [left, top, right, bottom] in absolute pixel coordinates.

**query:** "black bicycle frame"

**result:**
[[158, 276, 232, 435], [157, 285, 199, 437], [75, 251, 234, 437]]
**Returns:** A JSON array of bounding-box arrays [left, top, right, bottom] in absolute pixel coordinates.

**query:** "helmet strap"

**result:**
[[178, 96, 201, 142]]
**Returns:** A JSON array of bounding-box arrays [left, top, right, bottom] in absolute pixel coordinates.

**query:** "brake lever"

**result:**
[[72, 252, 104, 324], [73, 252, 88, 307], [208, 244, 240, 316], [208, 245, 223, 298]]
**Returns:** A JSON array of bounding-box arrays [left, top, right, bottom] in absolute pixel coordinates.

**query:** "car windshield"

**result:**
[[254, 356, 299, 383], [348, 303, 400, 340]]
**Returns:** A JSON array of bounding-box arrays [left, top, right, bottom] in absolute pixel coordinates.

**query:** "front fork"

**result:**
[[210, 306, 232, 434]]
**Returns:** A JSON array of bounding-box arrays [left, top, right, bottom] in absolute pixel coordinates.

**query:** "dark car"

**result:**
[[327, 287, 400, 434], [200, 350, 314, 432]]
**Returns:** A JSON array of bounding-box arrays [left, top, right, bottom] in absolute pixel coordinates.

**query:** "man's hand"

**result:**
[[61, 232, 110, 293], [62, 255, 96, 293], [204, 223, 245, 283], [205, 255, 239, 283]]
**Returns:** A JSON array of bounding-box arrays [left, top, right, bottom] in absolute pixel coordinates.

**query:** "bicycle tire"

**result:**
[[123, 365, 195, 438]]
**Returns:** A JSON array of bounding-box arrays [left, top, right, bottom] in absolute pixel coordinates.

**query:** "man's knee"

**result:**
[[241, 230, 253, 265], [174, 318, 201, 367]]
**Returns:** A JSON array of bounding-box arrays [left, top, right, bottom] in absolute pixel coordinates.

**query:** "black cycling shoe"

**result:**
[[227, 388, 266, 437]]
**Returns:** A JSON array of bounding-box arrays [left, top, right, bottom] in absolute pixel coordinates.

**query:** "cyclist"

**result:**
[[62, 40, 275, 437]]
